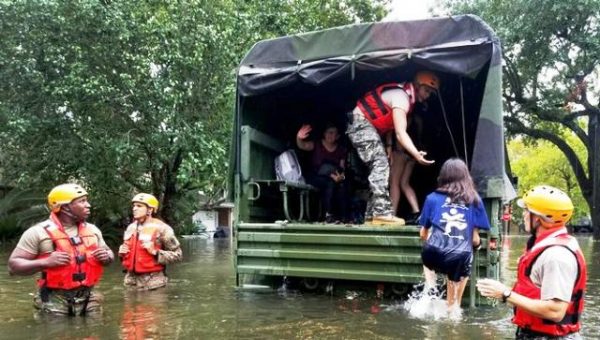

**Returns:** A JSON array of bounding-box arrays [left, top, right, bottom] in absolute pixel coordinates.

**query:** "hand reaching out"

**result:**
[[476, 278, 509, 300], [415, 150, 435, 165]]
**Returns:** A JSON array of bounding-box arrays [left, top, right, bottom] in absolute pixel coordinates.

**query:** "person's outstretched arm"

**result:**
[[388, 91, 434, 165]]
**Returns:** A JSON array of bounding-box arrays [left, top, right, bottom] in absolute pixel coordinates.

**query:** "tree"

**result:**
[[443, 0, 600, 238], [0, 0, 388, 231], [508, 136, 589, 220]]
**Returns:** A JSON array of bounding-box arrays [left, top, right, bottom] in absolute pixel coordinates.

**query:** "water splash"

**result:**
[[276, 276, 292, 296], [402, 284, 449, 320], [400, 266, 465, 321]]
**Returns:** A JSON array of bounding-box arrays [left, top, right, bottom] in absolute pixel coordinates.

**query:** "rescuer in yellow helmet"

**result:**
[[8, 183, 114, 315], [118, 193, 182, 290], [477, 185, 587, 338]]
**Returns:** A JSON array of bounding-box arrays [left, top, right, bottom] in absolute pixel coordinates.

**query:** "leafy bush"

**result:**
[[0, 188, 48, 241]]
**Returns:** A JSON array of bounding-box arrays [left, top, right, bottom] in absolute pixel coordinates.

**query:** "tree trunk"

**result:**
[[160, 171, 178, 228], [157, 148, 184, 229]]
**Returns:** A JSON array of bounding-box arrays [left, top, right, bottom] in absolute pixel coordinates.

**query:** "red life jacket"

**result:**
[[357, 82, 416, 134], [37, 213, 104, 290], [121, 218, 165, 274], [512, 228, 587, 336]]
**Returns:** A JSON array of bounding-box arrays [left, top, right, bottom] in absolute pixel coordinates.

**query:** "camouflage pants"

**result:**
[[515, 328, 582, 340], [124, 271, 169, 291], [34, 288, 102, 316], [346, 112, 393, 217]]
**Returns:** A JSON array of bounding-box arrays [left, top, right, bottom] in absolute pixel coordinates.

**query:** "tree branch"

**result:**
[[502, 54, 524, 101], [578, 83, 600, 117], [505, 116, 590, 194], [117, 170, 145, 191], [564, 110, 592, 120], [509, 103, 590, 152]]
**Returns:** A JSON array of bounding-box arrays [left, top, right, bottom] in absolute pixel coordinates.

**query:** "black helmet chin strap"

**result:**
[[59, 206, 84, 224], [145, 205, 154, 217], [526, 213, 538, 250]]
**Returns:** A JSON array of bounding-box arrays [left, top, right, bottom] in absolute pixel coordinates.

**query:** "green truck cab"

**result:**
[[230, 15, 511, 306]]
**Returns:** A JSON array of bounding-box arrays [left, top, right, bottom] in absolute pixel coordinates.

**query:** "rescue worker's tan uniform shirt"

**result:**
[[120, 218, 182, 290], [16, 220, 107, 255], [15, 219, 108, 315]]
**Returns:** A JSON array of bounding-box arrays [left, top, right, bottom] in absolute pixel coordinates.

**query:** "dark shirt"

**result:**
[[310, 142, 346, 174]]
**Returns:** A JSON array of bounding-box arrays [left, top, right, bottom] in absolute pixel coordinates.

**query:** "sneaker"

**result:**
[[368, 215, 405, 226], [405, 212, 421, 225]]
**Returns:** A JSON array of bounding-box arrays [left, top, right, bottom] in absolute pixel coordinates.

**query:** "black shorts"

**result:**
[[421, 243, 473, 282]]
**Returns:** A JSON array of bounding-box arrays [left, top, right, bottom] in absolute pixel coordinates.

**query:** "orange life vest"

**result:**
[[121, 218, 165, 274], [37, 213, 104, 290], [512, 229, 587, 336], [356, 82, 416, 134]]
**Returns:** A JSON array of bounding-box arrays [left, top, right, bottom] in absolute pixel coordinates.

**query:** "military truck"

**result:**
[[230, 15, 511, 306]]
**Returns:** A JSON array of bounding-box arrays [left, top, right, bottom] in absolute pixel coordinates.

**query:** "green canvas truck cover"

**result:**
[[233, 14, 506, 199]]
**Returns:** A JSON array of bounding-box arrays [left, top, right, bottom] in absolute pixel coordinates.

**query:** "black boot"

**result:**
[[325, 213, 335, 224]]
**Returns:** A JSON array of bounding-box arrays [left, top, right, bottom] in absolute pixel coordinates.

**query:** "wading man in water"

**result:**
[[477, 185, 587, 339], [8, 183, 114, 315], [119, 193, 182, 290]]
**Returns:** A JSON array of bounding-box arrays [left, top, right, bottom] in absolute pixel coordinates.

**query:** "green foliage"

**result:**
[[0, 0, 388, 234], [0, 188, 48, 241], [177, 220, 207, 237], [508, 135, 588, 219]]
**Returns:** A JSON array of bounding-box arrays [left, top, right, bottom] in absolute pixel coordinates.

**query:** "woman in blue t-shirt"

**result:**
[[419, 158, 490, 312]]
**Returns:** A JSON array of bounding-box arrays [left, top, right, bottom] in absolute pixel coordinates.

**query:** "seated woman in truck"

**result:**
[[296, 123, 348, 223], [418, 158, 489, 316]]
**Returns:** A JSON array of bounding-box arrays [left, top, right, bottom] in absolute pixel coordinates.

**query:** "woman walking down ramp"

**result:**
[[419, 158, 490, 316]]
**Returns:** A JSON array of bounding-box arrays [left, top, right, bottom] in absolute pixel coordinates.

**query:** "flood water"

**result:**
[[1, 235, 599, 340]]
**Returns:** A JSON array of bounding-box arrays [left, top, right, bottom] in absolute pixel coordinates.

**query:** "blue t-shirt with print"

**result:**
[[419, 191, 490, 253]]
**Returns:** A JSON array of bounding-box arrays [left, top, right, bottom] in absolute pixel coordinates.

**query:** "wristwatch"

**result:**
[[502, 289, 512, 303]]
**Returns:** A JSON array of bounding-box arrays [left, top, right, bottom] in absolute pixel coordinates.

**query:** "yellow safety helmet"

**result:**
[[132, 193, 159, 211], [47, 183, 88, 213], [415, 70, 440, 91], [517, 185, 574, 228]]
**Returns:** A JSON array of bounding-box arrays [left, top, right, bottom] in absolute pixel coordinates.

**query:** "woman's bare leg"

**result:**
[[447, 277, 469, 310], [389, 151, 403, 216], [400, 158, 419, 213], [423, 265, 437, 291], [455, 277, 469, 307], [447, 280, 457, 307]]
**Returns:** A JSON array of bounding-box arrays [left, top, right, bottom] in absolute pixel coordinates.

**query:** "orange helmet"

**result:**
[[415, 71, 440, 90]]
